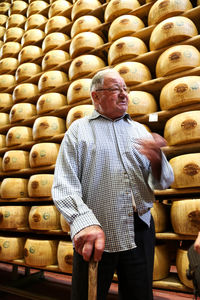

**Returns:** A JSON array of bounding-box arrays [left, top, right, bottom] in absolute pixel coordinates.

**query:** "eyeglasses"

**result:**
[[95, 86, 130, 94]]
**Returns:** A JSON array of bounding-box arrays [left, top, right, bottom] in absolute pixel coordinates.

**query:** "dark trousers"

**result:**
[[71, 213, 155, 300]]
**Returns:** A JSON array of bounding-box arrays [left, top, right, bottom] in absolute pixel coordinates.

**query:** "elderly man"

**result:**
[[52, 68, 174, 300]]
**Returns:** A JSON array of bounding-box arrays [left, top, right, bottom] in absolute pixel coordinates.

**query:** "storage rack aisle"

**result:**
[[0, 0, 200, 298]]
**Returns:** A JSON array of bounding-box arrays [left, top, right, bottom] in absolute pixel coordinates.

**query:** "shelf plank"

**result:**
[[162, 142, 200, 159], [0, 228, 69, 236], [0, 197, 52, 203], [0, 164, 55, 177], [155, 187, 200, 198], [156, 232, 196, 240]]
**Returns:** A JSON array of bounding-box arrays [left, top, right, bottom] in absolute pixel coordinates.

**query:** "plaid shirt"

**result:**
[[52, 110, 174, 252]]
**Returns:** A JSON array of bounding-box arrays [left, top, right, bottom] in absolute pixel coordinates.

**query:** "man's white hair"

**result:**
[[90, 68, 120, 94]]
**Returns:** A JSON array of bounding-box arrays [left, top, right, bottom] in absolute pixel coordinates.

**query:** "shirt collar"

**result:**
[[88, 109, 131, 122]]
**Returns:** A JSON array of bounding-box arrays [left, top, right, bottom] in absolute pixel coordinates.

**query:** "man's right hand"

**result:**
[[73, 225, 105, 262]]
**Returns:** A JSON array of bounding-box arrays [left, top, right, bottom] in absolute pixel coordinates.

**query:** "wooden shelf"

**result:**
[[0, 260, 193, 295], [156, 232, 196, 240], [0, 98, 92, 135], [132, 101, 200, 131], [0, 164, 55, 177], [0, 135, 64, 156], [0, 228, 69, 236], [0, 197, 52, 203], [155, 187, 200, 199], [162, 142, 200, 159]]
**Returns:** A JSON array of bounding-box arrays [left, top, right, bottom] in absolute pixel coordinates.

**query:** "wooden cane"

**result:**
[[88, 258, 98, 300]]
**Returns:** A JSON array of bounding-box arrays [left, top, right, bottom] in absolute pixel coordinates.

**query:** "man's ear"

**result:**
[[91, 91, 99, 103]]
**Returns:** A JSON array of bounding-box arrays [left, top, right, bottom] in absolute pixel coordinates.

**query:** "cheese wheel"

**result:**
[[151, 202, 169, 233], [42, 32, 70, 53], [170, 153, 200, 188], [66, 104, 94, 128], [68, 54, 106, 81], [0, 40, 3, 49], [0, 42, 21, 58], [0, 237, 25, 261], [13, 83, 39, 103], [108, 14, 145, 42], [153, 243, 171, 280], [127, 91, 157, 116], [0, 93, 12, 109], [60, 214, 70, 233], [25, 14, 48, 30], [176, 247, 194, 289], [171, 199, 200, 235], [67, 78, 92, 105], [0, 113, 9, 127], [0, 206, 30, 229], [6, 126, 33, 147], [32, 116, 66, 140], [104, 0, 140, 23], [9, 103, 36, 123], [27, 1, 49, 17], [15, 63, 41, 83], [0, 57, 19, 75], [160, 76, 200, 110], [70, 15, 101, 38], [108, 36, 148, 65], [2, 150, 30, 171], [6, 14, 26, 29], [0, 75, 15, 91], [69, 31, 104, 59], [114, 61, 152, 85], [36, 93, 67, 114], [0, 3, 10, 15], [0, 15, 8, 27], [0, 134, 6, 149], [8, 1, 28, 15], [24, 239, 58, 266], [3, 27, 24, 42], [149, 16, 198, 51], [38, 70, 68, 93], [41, 50, 70, 71], [57, 241, 73, 273], [164, 111, 200, 146], [148, 0, 193, 26], [71, 0, 101, 21], [21, 29, 45, 47], [0, 26, 6, 40], [48, 0, 72, 18], [18, 45, 43, 64], [28, 174, 54, 197], [45, 16, 71, 34], [156, 45, 200, 78], [1, 178, 28, 198], [29, 142, 60, 167], [29, 205, 61, 230]]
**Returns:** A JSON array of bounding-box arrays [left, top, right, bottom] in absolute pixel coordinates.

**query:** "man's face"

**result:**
[[92, 74, 129, 120]]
